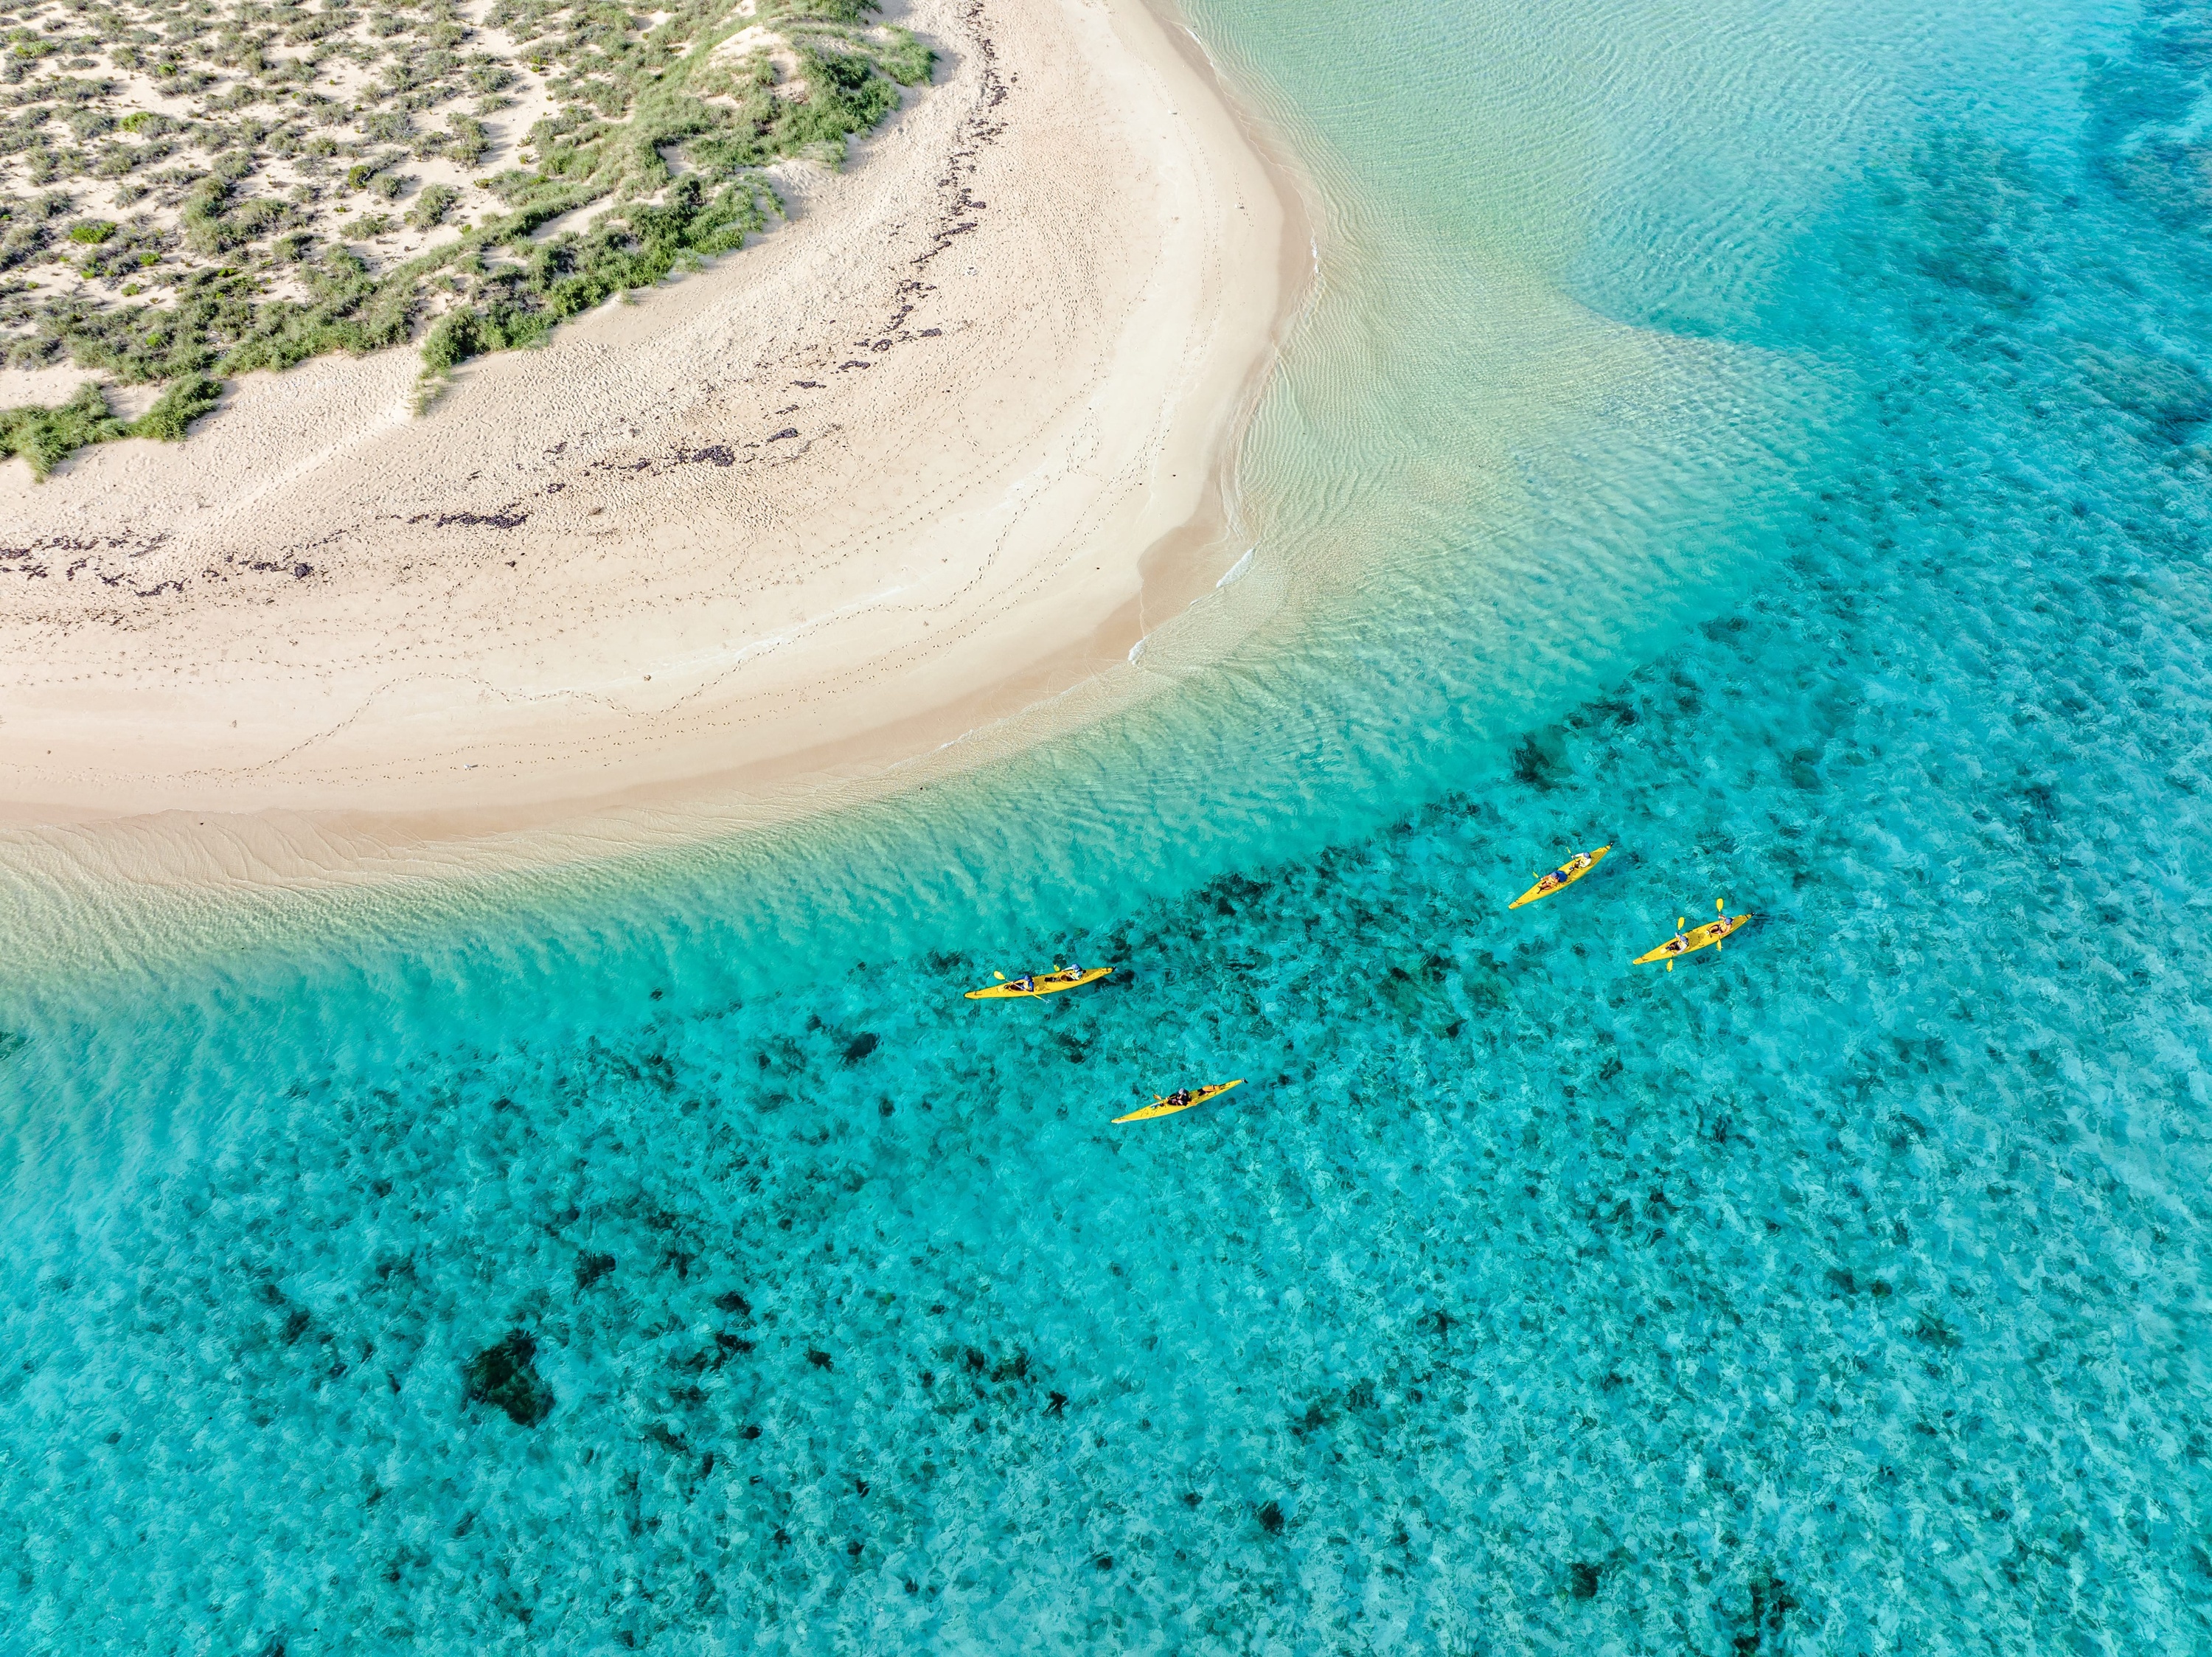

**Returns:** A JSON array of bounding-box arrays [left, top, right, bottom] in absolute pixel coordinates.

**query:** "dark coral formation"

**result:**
[[462, 1330, 554, 1427]]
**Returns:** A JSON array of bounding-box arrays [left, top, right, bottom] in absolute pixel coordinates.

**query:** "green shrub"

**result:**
[[0, 381, 128, 479], [873, 27, 934, 87], [284, 11, 346, 44], [0, 223, 54, 274], [76, 224, 168, 279], [68, 220, 115, 244], [130, 374, 222, 440], [361, 108, 413, 144], [183, 181, 288, 254], [788, 0, 883, 22], [759, 47, 902, 163], [408, 182, 459, 228], [445, 115, 488, 166]]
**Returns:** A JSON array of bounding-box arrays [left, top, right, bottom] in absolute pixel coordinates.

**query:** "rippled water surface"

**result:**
[[4, 0, 2211, 1649]]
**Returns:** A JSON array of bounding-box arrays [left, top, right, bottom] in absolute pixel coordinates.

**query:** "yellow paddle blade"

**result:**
[[1666, 960, 1674, 972], [1677, 917, 1685, 929], [993, 972, 1006, 980], [1717, 897, 1726, 913]]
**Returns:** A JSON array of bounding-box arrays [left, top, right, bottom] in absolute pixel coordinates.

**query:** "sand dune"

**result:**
[[0, 0, 1288, 856]]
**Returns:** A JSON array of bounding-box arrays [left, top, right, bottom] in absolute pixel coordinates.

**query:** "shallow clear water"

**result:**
[[4, 0, 2211, 1649]]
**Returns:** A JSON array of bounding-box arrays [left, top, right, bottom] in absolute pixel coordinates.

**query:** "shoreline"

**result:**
[[0, 0, 1307, 882]]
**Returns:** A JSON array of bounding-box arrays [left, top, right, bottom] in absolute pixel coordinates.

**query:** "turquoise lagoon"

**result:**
[[2, 0, 2210, 1649]]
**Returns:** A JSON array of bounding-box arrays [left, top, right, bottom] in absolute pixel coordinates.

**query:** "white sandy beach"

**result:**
[[0, 0, 1289, 852]]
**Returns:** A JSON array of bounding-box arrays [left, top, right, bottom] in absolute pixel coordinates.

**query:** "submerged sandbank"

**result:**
[[0, 0, 1292, 874]]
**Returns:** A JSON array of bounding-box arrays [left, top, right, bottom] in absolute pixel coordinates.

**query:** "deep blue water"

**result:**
[[4, 0, 2212, 1650]]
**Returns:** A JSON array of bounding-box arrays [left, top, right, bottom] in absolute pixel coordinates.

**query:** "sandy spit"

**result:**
[[0, 0, 1293, 884]]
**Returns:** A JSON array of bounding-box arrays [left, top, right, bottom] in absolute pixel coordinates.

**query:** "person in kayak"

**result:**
[[1663, 929, 1689, 954], [1164, 1088, 1194, 1110], [1012, 975, 1037, 992], [1537, 852, 1590, 892]]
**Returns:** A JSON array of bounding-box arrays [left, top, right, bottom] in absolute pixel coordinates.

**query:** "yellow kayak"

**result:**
[[1508, 844, 1613, 909], [1634, 911, 1751, 966], [964, 965, 1112, 1000], [1113, 1080, 1245, 1124]]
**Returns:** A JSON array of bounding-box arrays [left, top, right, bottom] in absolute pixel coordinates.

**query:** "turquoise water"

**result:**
[[4, 0, 2212, 1647]]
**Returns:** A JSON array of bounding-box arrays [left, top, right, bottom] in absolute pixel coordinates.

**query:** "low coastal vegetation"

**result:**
[[0, 0, 931, 473], [0, 369, 213, 470]]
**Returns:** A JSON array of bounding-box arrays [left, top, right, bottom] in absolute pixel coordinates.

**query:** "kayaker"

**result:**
[[1012, 975, 1037, 992], [1540, 853, 1586, 890], [1166, 1088, 1194, 1109]]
